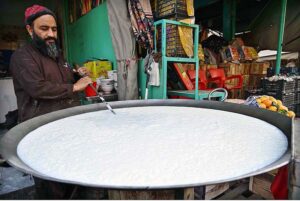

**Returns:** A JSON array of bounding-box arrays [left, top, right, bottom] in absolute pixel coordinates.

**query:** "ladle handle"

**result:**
[[88, 83, 116, 115], [74, 64, 116, 115], [208, 88, 228, 102]]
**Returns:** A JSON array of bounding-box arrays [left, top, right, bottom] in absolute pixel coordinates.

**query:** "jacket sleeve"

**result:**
[[10, 50, 75, 100]]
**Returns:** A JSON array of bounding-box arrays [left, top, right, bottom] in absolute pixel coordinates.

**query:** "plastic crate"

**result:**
[[156, 0, 188, 19], [295, 77, 300, 91], [266, 67, 299, 77], [296, 92, 300, 104], [296, 104, 300, 117], [287, 105, 295, 112], [156, 23, 188, 57], [261, 79, 295, 93], [264, 91, 295, 106]]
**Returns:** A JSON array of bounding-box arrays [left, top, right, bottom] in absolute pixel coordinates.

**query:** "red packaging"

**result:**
[[85, 82, 97, 97]]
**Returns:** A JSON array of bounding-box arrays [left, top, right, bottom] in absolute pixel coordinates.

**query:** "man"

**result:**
[[9, 5, 98, 199], [10, 4, 92, 123]]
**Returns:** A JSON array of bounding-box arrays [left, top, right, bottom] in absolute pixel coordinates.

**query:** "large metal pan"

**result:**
[[0, 100, 294, 191]]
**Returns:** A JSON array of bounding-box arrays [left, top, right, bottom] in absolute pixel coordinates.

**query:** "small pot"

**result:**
[[101, 84, 114, 94]]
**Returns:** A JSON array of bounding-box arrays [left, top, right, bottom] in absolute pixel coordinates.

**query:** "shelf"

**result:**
[[168, 90, 226, 100], [149, 19, 226, 101]]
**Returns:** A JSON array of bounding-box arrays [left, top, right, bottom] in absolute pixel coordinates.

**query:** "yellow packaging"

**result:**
[[178, 18, 194, 57], [248, 47, 259, 60], [198, 44, 205, 62], [84, 60, 112, 79], [186, 0, 194, 16]]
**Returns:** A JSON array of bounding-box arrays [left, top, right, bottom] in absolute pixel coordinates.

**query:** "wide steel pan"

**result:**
[[0, 99, 292, 190]]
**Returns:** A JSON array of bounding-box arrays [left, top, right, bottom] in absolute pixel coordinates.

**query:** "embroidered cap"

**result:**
[[24, 4, 56, 25]]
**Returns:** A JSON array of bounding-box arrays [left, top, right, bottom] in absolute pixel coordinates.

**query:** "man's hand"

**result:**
[[73, 77, 92, 92], [76, 67, 90, 77]]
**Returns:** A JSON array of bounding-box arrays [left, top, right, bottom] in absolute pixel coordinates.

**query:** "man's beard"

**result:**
[[32, 32, 60, 60]]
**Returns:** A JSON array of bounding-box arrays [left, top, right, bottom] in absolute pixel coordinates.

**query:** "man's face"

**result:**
[[27, 14, 58, 44], [26, 15, 59, 59]]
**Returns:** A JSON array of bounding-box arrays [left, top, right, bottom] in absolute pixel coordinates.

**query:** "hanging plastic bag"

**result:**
[[270, 165, 288, 199]]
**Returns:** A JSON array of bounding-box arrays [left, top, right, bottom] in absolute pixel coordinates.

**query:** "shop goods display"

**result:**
[[245, 95, 295, 118]]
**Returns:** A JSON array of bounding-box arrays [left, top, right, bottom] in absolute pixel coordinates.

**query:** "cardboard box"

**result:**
[[242, 75, 250, 87], [205, 183, 230, 200], [249, 169, 278, 200], [240, 63, 251, 75], [226, 86, 243, 99], [248, 74, 265, 88], [225, 78, 238, 86], [250, 62, 270, 75], [219, 62, 241, 75], [199, 64, 217, 71]]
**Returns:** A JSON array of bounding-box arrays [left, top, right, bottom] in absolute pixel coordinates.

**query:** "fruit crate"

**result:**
[[156, 0, 188, 19], [264, 91, 295, 106], [261, 79, 295, 94]]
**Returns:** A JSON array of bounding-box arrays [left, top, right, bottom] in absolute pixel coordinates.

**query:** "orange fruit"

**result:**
[[262, 99, 272, 108], [279, 105, 288, 111], [256, 98, 262, 104], [259, 103, 267, 109], [287, 111, 296, 118], [260, 96, 268, 102], [269, 97, 277, 105], [268, 106, 277, 112], [277, 100, 282, 106]]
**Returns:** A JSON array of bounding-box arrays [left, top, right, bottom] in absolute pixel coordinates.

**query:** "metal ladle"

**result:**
[[87, 82, 116, 115], [75, 64, 116, 115]]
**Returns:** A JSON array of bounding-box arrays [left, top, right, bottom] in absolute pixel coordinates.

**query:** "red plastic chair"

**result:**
[[208, 68, 243, 91], [187, 69, 222, 90]]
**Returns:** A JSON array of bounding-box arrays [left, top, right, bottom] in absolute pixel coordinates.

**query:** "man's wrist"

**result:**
[[73, 84, 78, 92]]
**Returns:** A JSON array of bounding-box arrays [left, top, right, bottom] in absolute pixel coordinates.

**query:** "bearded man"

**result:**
[[9, 5, 97, 199], [10, 4, 92, 123]]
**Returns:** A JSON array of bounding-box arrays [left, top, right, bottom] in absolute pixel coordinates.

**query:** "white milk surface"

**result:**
[[17, 106, 288, 188]]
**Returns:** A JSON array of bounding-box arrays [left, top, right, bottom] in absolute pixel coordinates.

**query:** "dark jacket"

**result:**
[[10, 43, 80, 122]]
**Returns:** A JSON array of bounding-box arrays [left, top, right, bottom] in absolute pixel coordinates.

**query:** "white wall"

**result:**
[[0, 78, 17, 123]]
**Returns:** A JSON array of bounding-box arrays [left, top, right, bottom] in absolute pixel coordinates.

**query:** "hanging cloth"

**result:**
[[107, 0, 138, 100], [128, 0, 154, 51]]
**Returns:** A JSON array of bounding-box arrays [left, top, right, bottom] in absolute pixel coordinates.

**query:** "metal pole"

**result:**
[[231, 0, 236, 39], [223, 0, 232, 41], [275, 0, 288, 75]]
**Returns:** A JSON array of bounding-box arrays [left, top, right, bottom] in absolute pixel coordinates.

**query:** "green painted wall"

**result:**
[[64, 1, 116, 69]]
